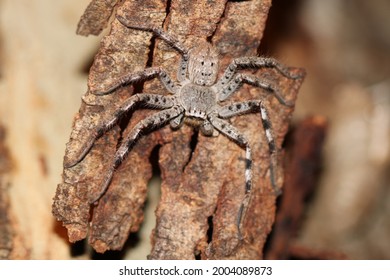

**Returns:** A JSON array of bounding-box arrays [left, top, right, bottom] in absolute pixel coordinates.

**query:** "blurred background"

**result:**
[[0, 0, 389, 259], [261, 0, 390, 259]]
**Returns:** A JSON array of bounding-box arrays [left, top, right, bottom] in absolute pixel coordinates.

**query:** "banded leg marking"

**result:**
[[93, 105, 184, 203], [93, 67, 178, 95], [64, 94, 174, 168], [116, 15, 189, 57], [218, 73, 293, 106], [218, 100, 279, 192], [208, 116, 253, 232]]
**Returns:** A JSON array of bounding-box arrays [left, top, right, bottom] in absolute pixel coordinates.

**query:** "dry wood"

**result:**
[[76, 0, 121, 36], [53, 0, 305, 259]]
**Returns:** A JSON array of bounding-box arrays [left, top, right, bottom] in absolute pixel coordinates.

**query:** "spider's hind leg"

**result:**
[[92, 105, 185, 203], [218, 100, 281, 194], [208, 115, 253, 236], [213, 99, 283, 238]]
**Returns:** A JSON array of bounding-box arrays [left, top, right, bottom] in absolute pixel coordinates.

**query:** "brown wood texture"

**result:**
[[265, 116, 329, 259], [53, 0, 305, 259], [76, 0, 121, 36]]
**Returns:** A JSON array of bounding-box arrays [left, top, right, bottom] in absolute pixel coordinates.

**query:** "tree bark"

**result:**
[[265, 116, 329, 260], [53, 0, 305, 259]]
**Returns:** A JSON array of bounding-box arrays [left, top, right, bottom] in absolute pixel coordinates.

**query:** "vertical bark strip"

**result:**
[[53, 0, 305, 258], [76, 0, 121, 36], [53, 0, 169, 252], [148, 0, 231, 260], [266, 116, 328, 260]]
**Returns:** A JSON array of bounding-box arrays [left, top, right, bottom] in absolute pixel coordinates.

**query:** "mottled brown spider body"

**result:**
[[64, 15, 303, 233]]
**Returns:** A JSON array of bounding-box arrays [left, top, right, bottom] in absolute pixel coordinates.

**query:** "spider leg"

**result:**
[[169, 113, 184, 130], [116, 15, 189, 58], [208, 115, 252, 235], [201, 119, 217, 136], [64, 94, 175, 168], [218, 100, 279, 193], [213, 99, 281, 237], [216, 56, 303, 90], [116, 15, 190, 83], [93, 105, 184, 203], [218, 73, 293, 106], [176, 56, 189, 83], [93, 67, 178, 95]]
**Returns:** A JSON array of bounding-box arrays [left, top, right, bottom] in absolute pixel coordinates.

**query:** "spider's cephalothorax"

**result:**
[[64, 15, 303, 234], [179, 42, 220, 132]]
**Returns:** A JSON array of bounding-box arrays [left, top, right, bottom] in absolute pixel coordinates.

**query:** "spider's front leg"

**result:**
[[94, 105, 185, 203], [215, 57, 303, 103], [116, 15, 190, 83], [218, 57, 303, 86], [117, 15, 189, 58], [218, 73, 294, 106], [64, 94, 175, 168]]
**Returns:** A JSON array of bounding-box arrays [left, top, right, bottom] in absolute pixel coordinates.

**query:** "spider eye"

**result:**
[[201, 61, 204, 66], [211, 62, 214, 66]]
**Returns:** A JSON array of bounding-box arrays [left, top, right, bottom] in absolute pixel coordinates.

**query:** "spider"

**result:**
[[64, 15, 302, 233]]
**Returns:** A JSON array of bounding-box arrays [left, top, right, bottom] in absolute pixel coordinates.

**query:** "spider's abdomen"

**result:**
[[179, 83, 217, 119]]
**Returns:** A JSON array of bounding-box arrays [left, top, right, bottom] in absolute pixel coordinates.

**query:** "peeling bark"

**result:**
[[53, 0, 305, 259], [265, 116, 328, 260], [76, 0, 121, 36], [54, 0, 168, 250]]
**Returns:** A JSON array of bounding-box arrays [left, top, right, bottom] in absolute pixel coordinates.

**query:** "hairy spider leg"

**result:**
[[177, 56, 189, 83], [218, 56, 303, 86], [116, 15, 190, 83], [117, 15, 189, 56], [218, 73, 294, 106], [93, 67, 178, 96], [215, 56, 303, 95], [64, 94, 175, 168], [92, 105, 185, 203], [208, 114, 252, 235], [216, 99, 279, 233]]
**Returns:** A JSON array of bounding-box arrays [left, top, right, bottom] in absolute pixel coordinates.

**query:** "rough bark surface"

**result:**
[[76, 0, 121, 36], [53, 0, 305, 259]]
